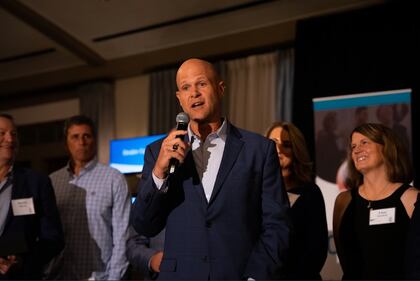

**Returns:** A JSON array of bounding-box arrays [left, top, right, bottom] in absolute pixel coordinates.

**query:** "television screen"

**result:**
[[110, 134, 166, 174]]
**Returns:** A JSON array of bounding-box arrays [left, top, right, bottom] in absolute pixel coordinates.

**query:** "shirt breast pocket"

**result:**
[[86, 190, 112, 216]]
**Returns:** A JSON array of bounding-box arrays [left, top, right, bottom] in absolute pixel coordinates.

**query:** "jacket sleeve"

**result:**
[[131, 143, 170, 237], [294, 185, 328, 278], [23, 175, 64, 279], [126, 226, 159, 277]]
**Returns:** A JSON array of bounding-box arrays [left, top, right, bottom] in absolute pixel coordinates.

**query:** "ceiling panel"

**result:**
[[0, 47, 84, 81], [0, 0, 385, 96], [21, 0, 260, 41], [0, 7, 57, 59]]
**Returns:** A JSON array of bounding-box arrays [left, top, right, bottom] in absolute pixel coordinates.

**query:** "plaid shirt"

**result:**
[[50, 159, 130, 280]]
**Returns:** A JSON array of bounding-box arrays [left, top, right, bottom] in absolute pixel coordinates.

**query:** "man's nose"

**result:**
[[77, 137, 86, 145], [190, 87, 200, 97]]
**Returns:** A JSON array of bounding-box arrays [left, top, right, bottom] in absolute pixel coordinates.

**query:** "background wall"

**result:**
[[115, 74, 150, 139]]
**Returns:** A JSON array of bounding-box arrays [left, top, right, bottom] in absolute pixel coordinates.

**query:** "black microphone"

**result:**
[[169, 112, 190, 174]]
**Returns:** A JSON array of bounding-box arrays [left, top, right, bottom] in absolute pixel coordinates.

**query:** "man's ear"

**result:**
[[176, 91, 185, 111], [218, 81, 225, 97]]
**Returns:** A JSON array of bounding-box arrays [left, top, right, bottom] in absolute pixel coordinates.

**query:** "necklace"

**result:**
[[362, 182, 393, 209]]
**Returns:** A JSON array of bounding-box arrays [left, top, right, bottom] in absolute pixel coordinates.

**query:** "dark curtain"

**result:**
[[148, 68, 181, 134], [293, 1, 419, 184], [79, 81, 115, 164]]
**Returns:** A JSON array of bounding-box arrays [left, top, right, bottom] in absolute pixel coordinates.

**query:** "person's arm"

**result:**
[[22, 175, 64, 279], [243, 141, 290, 279], [126, 227, 162, 276], [131, 131, 188, 237], [406, 192, 420, 280], [295, 185, 328, 278], [107, 173, 131, 280]]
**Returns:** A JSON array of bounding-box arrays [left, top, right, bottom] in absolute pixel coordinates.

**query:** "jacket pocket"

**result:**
[[159, 259, 177, 272]]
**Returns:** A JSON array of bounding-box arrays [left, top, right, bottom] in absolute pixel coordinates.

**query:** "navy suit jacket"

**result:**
[[131, 122, 290, 280], [0, 167, 64, 280]]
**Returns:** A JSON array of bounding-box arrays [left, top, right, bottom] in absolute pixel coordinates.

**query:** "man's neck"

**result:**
[[190, 119, 223, 141], [71, 159, 91, 176], [0, 162, 12, 181]]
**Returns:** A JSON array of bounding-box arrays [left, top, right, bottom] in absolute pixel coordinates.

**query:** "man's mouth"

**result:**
[[191, 102, 204, 108]]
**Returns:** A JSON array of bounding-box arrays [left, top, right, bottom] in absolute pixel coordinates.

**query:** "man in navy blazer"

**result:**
[[131, 58, 289, 280], [0, 114, 64, 280]]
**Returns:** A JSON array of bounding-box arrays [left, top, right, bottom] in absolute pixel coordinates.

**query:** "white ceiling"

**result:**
[[0, 0, 383, 96]]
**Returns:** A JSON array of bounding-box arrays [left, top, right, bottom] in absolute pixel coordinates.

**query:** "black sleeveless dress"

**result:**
[[345, 183, 411, 279]]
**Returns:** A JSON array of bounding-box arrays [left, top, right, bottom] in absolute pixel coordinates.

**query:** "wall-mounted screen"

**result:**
[[110, 134, 165, 174]]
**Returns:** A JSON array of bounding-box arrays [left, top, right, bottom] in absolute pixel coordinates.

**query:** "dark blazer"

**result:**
[[127, 226, 165, 280], [131, 122, 290, 280], [279, 183, 328, 280], [0, 167, 64, 280]]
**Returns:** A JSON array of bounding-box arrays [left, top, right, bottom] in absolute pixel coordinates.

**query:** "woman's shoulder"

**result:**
[[401, 185, 419, 218], [292, 182, 325, 205], [401, 185, 419, 201]]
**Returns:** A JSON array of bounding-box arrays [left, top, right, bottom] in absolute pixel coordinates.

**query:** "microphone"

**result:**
[[169, 112, 190, 174]]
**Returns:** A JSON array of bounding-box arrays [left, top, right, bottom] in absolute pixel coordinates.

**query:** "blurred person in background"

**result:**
[[48, 115, 131, 280], [266, 121, 328, 280], [0, 113, 64, 280]]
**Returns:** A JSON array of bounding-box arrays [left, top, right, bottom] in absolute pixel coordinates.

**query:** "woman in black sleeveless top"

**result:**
[[333, 123, 418, 280]]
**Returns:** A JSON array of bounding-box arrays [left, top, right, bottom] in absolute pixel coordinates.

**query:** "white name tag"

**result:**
[[11, 198, 35, 216], [369, 207, 395, 225]]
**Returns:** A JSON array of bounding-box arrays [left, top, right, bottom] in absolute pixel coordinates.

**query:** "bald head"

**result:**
[[175, 58, 225, 129], [176, 58, 221, 89]]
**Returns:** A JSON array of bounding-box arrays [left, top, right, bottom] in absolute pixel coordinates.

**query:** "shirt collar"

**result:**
[[187, 118, 228, 143], [66, 157, 98, 176], [0, 165, 13, 181], [0, 165, 13, 191]]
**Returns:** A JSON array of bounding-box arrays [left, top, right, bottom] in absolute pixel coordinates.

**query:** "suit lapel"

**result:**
[[4, 168, 26, 227], [208, 123, 243, 205]]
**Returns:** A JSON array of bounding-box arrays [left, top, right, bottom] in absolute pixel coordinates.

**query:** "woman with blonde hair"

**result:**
[[266, 121, 328, 280], [333, 123, 418, 279]]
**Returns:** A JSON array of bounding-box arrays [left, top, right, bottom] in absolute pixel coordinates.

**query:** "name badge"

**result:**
[[11, 198, 35, 216], [369, 207, 395, 225]]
